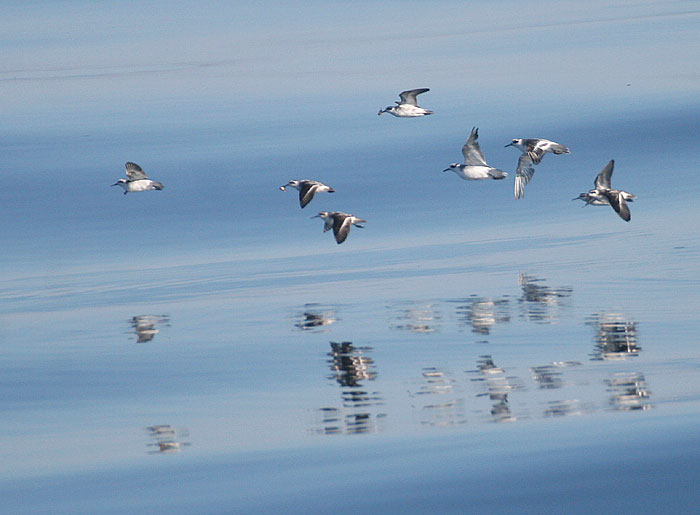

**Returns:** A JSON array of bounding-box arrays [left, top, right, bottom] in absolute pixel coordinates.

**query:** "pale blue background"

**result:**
[[1, 1, 699, 513]]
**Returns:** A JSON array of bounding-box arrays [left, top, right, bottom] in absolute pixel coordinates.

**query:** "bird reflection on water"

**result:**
[[328, 341, 377, 387], [606, 372, 651, 411], [530, 361, 582, 390], [470, 356, 523, 423], [587, 313, 640, 360], [389, 302, 441, 333], [294, 304, 337, 332], [129, 315, 170, 343], [518, 273, 572, 323], [409, 368, 466, 427], [452, 296, 510, 335], [313, 342, 384, 435], [305, 280, 655, 435], [145, 424, 191, 454], [543, 400, 583, 418]]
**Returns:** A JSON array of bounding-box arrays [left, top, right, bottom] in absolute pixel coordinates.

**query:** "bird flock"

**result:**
[[113, 87, 636, 243]]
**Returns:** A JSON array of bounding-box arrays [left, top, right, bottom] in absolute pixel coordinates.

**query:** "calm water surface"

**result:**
[[1, 1, 699, 513]]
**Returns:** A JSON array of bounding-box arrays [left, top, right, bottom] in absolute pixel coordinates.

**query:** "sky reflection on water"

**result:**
[[1, 1, 699, 512]]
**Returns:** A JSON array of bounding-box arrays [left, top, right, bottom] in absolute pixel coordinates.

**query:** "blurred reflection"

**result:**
[[530, 361, 581, 389], [470, 356, 522, 423], [145, 424, 190, 454], [453, 296, 510, 335], [409, 368, 466, 427], [328, 341, 376, 387], [543, 400, 582, 417], [518, 273, 572, 323], [312, 409, 387, 436], [294, 304, 337, 332], [606, 372, 651, 411], [313, 342, 384, 435], [130, 315, 170, 343], [587, 313, 640, 360], [389, 302, 441, 333]]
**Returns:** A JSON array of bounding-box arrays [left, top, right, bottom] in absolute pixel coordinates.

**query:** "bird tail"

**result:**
[[514, 177, 525, 199]]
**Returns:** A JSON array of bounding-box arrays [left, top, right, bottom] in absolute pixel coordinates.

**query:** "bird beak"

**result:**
[[504, 143, 514, 148], [311, 214, 320, 219], [442, 168, 450, 172], [111, 182, 119, 186]]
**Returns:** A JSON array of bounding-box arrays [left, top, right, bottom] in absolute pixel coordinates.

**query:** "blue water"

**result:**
[[2, 2, 699, 513]]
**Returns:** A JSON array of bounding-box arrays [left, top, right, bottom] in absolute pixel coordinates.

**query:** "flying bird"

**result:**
[[505, 138, 570, 199], [280, 180, 335, 208], [312, 211, 366, 244], [573, 160, 635, 222], [443, 127, 508, 181], [378, 88, 433, 117], [112, 162, 164, 194]]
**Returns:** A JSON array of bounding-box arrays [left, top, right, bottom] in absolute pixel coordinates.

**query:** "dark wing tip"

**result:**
[[299, 183, 317, 208]]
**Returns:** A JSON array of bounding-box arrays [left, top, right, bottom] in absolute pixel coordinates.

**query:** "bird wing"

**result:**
[[546, 141, 570, 155], [298, 182, 318, 208], [461, 127, 488, 166], [605, 191, 631, 221], [333, 214, 352, 244], [525, 140, 546, 164], [322, 218, 333, 232], [399, 88, 429, 106], [595, 160, 614, 189], [514, 154, 535, 199], [125, 162, 148, 180]]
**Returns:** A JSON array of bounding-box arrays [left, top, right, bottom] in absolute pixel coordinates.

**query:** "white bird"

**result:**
[[312, 211, 366, 244], [280, 180, 335, 208], [378, 88, 433, 117], [573, 160, 635, 222], [112, 162, 164, 194], [505, 138, 570, 199], [443, 127, 508, 181]]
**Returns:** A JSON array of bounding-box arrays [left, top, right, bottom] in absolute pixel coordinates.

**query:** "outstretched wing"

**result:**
[[595, 160, 614, 190], [125, 162, 148, 180], [605, 191, 630, 221], [514, 154, 535, 199], [298, 182, 318, 208], [332, 214, 353, 244], [524, 140, 546, 164], [399, 88, 429, 106], [461, 127, 487, 166]]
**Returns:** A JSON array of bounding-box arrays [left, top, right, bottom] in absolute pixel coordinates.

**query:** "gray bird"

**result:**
[[280, 180, 335, 208], [443, 127, 508, 181], [505, 138, 570, 199], [112, 162, 164, 194], [378, 88, 433, 117], [573, 160, 635, 222], [312, 211, 366, 244]]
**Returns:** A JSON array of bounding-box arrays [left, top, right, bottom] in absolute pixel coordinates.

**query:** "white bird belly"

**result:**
[[127, 179, 155, 192], [453, 166, 493, 180], [393, 105, 429, 117]]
